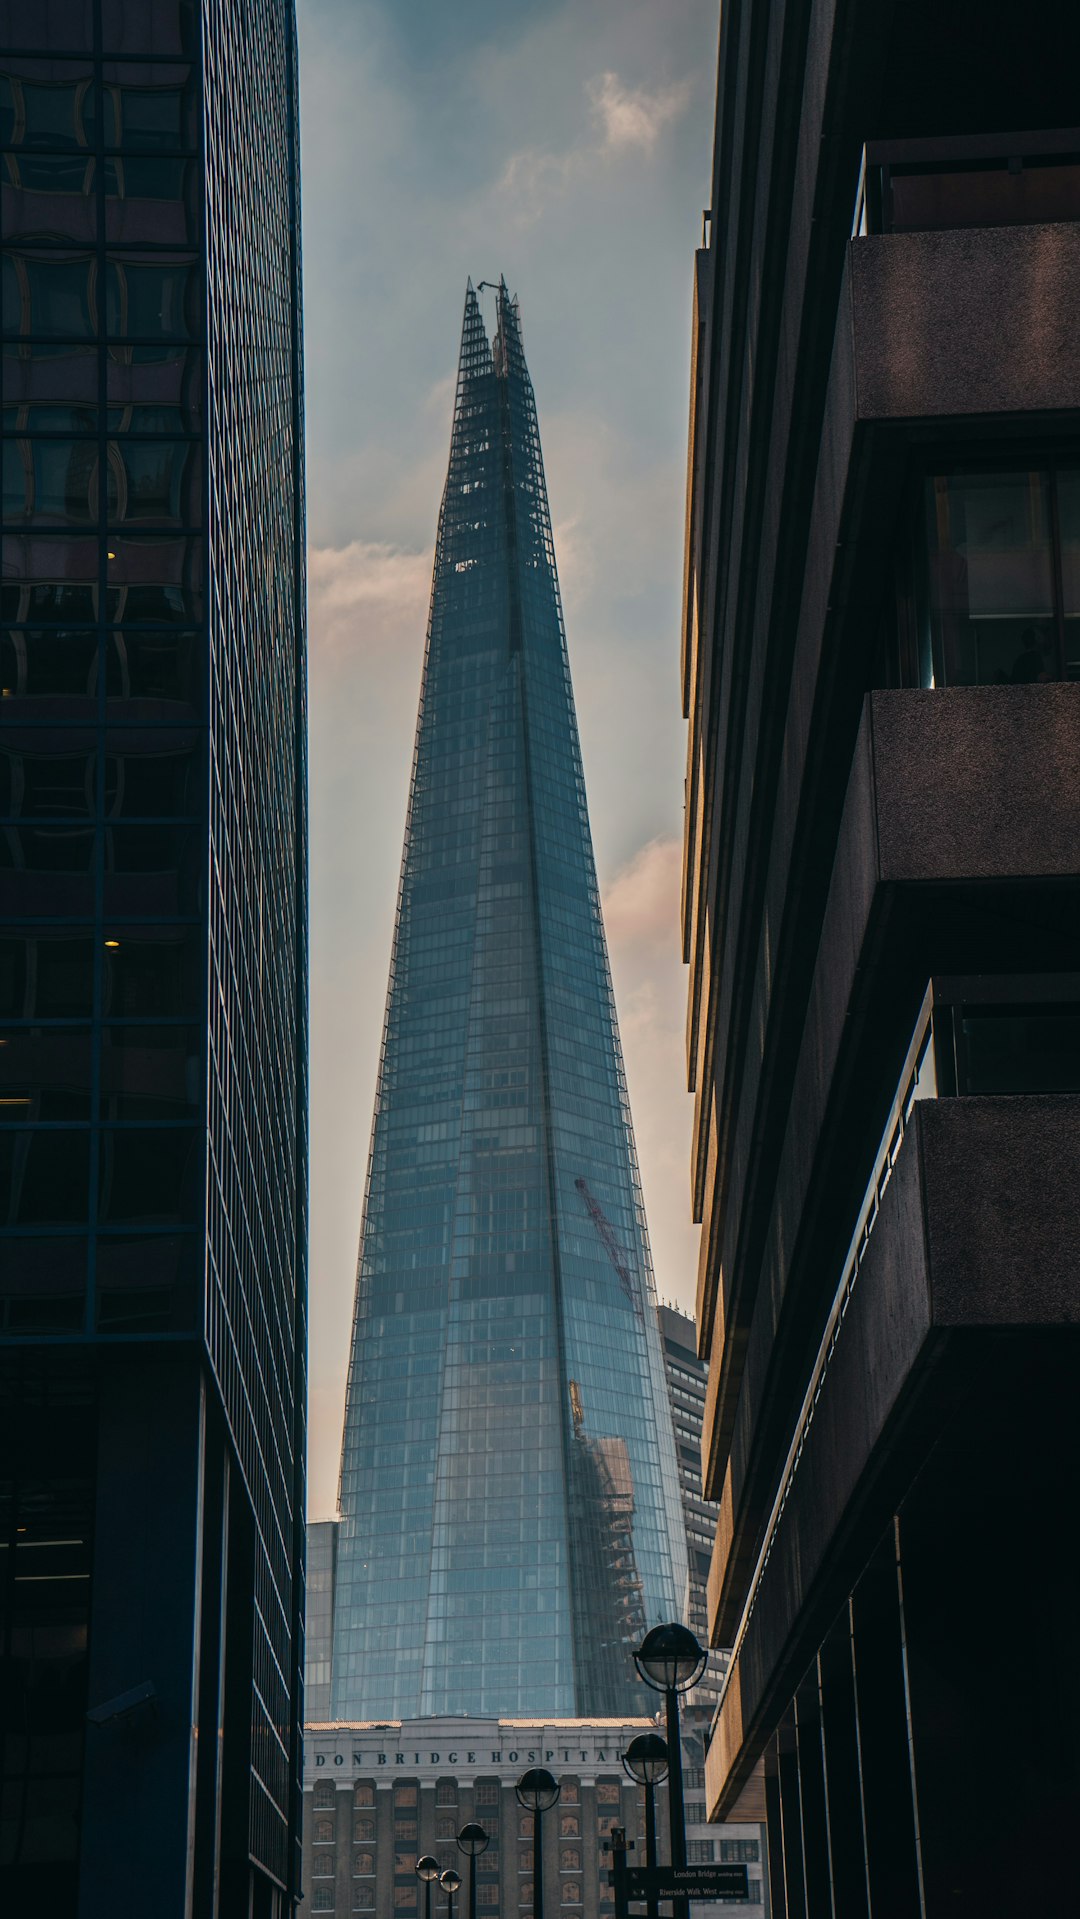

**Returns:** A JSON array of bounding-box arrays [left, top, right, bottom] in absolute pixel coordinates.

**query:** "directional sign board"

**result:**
[[619, 1865, 749, 1901]]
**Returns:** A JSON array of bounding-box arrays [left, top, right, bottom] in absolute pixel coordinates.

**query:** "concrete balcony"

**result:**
[[707, 1090, 1080, 1821], [706, 684, 1080, 1644]]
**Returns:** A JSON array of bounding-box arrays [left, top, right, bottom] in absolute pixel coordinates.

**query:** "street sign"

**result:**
[[617, 1865, 750, 1902]]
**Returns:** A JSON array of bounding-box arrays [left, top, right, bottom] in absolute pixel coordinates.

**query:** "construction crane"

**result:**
[[574, 1177, 644, 1322]]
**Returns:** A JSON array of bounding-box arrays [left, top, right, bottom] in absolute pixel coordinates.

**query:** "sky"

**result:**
[[299, 0, 720, 1518]]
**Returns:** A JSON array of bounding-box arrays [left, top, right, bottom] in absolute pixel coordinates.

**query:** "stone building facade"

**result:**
[[298, 1720, 765, 1917]]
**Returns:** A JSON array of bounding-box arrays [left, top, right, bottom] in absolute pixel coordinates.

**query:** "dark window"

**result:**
[[475, 1780, 499, 1806], [946, 1002, 1080, 1096], [353, 1817, 375, 1843], [102, 925, 201, 1019], [354, 1782, 376, 1809], [0, 1128, 89, 1225], [718, 1841, 760, 1863], [886, 467, 1080, 690], [354, 1852, 375, 1876], [97, 1124, 199, 1225], [0, 927, 94, 1017], [865, 134, 1080, 236], [0, 1023, 92, 1119], [0, 1233, 85, 1331]]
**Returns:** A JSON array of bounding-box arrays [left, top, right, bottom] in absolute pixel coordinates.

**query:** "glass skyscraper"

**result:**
[[0, 4, 306, 1912], [332, 282, 686, 1723]]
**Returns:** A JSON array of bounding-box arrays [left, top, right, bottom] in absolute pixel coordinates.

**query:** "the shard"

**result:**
[[331, 282, 686, 1720]]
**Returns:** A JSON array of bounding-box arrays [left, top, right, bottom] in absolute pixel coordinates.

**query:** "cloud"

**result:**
[[603, 833, 682, 952], [308, 538, 433, 668], [601, 835, 699, 1309], [497, 67, 693, 222], [588, 71, 693, 154]]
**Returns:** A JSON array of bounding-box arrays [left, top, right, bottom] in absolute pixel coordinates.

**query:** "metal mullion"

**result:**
[[88, 0, 107, 1339], [1048, 463, 1069, 681]]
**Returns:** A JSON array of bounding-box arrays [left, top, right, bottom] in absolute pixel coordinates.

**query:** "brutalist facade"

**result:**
[[682, 1, 1080, 1912], [0, 3, 307, 1913], [332, 282, 685, 1725]]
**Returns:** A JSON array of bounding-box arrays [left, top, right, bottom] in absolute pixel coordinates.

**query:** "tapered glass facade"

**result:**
[[0, 3, 306, 1911], [332, 283, 685, 1723]]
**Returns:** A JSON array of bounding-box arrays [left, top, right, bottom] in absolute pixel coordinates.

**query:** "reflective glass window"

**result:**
[[103, 156, 200, 247], [105, 533, 202, 624], [952, 1003, 1080, 1095], [101, 64, 197, 151], [0, 1232, 85, 1331], [0, 926, 93, 1017], [0, 1128, 90, 1225], [0, 737, 95, 816], [2, 342, 98, 434], [97, 1124, 199, 1225], [0, 1023, 92, 1119], [0, 61, 96, 146], [101, 924, 201, 1019], [922, 472, 1054, 686], [100, 1024, 200, 1120], [106, 343, 202, 432], [99, 0, 199, 59], [107, 438, 199, 525], [1, 153, 97, 245], [95, 1229, 198, 1332], [105, 628, 200, 710], [1, 252, 96, 338], [0, 823, 96, 920], [104, 257, 199, 341], [2, 438, 98, 524], [103, 822, 203, 916], [0, 626, 98, 703], [103, 729, 202, 818]]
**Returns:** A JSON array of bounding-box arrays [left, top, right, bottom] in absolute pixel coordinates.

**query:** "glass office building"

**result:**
[[0, 4, 306, 1913], [332, 283, 686, 1724]]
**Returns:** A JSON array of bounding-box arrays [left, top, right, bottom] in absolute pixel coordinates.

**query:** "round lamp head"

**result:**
[[515, 1766, 561, 1812], [440, 1870, 462, 1896], [633, 1622, 707, 1693], [457, 1822, 489, 1858], [623, 1733, 669, 1785], [417, 1857, 441, 1883]]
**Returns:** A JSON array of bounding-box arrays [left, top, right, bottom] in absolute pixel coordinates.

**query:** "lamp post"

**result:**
[[417, 1856, 440, 1919], [457, 1820, 489, 1919], [516, 1766, 561, 1919], [633, 1624, 707, 1919], [440, 1866, 462, 1919], [623, 1734, 668, 1919]]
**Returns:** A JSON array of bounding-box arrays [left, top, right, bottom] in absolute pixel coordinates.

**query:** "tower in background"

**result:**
[[0, 3, 307, 1912], [332, 281, 686, 1724]]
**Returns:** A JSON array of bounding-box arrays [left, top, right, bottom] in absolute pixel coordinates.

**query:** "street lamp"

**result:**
[[623, 1735, 668, 1919], [634, 1624, 707, 1919], [417, 1855, 441, 1919], [440, 1866, 462, 1919], [516, 1766, 561, 1919], [457, 1820, 489, 1919]]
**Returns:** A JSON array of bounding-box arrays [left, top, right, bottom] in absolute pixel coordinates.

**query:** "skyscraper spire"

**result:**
[[331, 284, 686, 1721]]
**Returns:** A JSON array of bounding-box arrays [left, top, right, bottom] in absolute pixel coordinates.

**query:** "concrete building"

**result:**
[[298, 1720, 765, 1918], [681, 0, 1080, 1910]]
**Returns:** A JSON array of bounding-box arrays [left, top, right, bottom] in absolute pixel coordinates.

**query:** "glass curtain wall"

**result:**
[[332, 283, 685, 1722]]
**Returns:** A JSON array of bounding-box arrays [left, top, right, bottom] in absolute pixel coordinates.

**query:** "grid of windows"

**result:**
[[331, 280, 685, 1721]]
